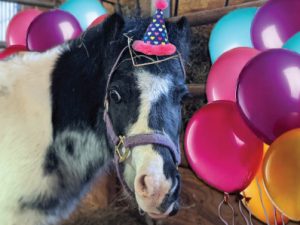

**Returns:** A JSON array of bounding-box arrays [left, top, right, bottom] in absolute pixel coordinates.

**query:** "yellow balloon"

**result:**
[[243, 145, 289, 225], [263, 129, 300, 221]]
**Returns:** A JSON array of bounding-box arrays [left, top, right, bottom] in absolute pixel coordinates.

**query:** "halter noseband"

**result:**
[[103, 43, 184, 195]]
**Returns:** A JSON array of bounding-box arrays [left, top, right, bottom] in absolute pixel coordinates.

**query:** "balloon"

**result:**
[[209, 8, 257, 63], [0, 45, 27, 60], [206, 47, 260, 103], [184, 101, 263, 193], [283, 32, 300, 54], [263, 129, 300, 221], [237, 49, 300, 144], [6, 9, 42, 47], [27, 10, 82, 52], [60, 0, 107, 30], [242, 145, 289, 225], [251, 0, 300, 50], [88, 14, 108, 29]]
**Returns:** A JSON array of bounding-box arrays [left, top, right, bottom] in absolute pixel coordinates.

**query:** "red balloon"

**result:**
[[6, 9, 42, 47], [88, 14, 108, 29], [27, 10, 82, 52], [184, 101, 263, 193], [0, 45, 27, 60], [206, 47, 260, 102]]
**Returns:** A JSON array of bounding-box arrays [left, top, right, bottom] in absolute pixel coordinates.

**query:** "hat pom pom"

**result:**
[[155, 0, 168, 10]]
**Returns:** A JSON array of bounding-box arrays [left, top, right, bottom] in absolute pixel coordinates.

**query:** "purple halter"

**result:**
[[103, 44, 185, 195]]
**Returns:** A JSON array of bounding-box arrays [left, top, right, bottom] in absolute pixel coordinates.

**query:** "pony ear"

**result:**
[[176, 17, 190, 34], [101, 13, 125, 41], [167, 17, 191, 61]]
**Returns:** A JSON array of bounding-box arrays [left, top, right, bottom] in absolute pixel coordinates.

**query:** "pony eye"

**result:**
[[109, 89, 122, 103]]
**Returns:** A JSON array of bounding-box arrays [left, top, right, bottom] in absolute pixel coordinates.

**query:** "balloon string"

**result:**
[[281, 213, 285, 225], [247, 204, 254, 225], [256, 178, 270, 225], [273, 207, 278, 225], [239, 200, 250, 225], [241, 193, 254, 225], [218, 200, 229, 225], [218, 193, 235, 225]]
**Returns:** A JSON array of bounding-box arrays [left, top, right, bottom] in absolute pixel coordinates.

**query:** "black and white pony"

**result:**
[[0, 14, 190, 225]]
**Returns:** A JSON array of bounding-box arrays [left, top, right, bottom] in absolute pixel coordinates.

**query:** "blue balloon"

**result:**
[[60, 0, 107, 30], [209, 7, 257, 63], [283, 32, 300, 54]]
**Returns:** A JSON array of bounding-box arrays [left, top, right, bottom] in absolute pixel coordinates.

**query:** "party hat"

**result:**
[[132, 0, 176, 56]]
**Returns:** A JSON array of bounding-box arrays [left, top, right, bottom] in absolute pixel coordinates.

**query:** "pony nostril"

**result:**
[[135, 174, 155, 197], [140, 175, 147, 194]]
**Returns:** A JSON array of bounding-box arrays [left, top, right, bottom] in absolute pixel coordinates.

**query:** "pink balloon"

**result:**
[[184, 101, 263, 193], [6, 9, 42, 47], [27, 10, 82, 52], [206, 47, 260, 102], [0, 45, 27, 60]]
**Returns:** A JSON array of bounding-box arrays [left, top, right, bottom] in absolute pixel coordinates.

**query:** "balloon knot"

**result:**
[[224, 192, 230, 203]]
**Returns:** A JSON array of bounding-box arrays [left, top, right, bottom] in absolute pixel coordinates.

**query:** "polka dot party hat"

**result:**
[[132, 0, 176, 56]]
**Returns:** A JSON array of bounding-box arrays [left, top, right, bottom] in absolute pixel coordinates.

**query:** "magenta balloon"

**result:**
[[251, 0, 300, 50], [184, 101, 263, 193], [206, 47, 260, 103], [6, 9, 42, 47], [27, 10, 82, 52], [237, 49, 300, 144]]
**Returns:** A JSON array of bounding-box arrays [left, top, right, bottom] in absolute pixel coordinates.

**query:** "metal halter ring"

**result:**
[[115, 136, 131, 163]]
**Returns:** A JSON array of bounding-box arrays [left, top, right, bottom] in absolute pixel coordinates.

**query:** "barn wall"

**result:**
[[175, 0, 257, 14], [104, 0, 259, 16]]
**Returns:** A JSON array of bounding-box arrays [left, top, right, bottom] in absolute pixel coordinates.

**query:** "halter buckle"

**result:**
[[115, 136, 130, 163]]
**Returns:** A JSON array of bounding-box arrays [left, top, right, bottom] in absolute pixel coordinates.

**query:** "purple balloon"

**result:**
[[237, 49, 300, 144], [251, 0, 300, 50], [27, 10, 82, 52]]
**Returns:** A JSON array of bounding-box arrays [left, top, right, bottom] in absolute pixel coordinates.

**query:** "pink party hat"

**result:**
[[132, 0, 176, 56]]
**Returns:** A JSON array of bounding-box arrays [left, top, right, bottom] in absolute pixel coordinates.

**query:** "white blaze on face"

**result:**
[[123, 69, 174, 216]]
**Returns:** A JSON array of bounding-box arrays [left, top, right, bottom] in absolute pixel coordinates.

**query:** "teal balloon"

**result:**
[[60, 0, 107, 30], [283, 32, 300, 54], [209, 8, 257, 63]]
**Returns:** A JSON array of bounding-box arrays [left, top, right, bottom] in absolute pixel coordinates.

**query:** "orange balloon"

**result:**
[[263, 129, 300, 221], [243, 145, 289, 225]]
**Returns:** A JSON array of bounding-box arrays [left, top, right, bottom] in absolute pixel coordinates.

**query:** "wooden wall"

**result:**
[[12, 0, 260, 17], [173, 0, 257, 14], [104, 0, 259, 16], [4, 0, 260, 14]]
